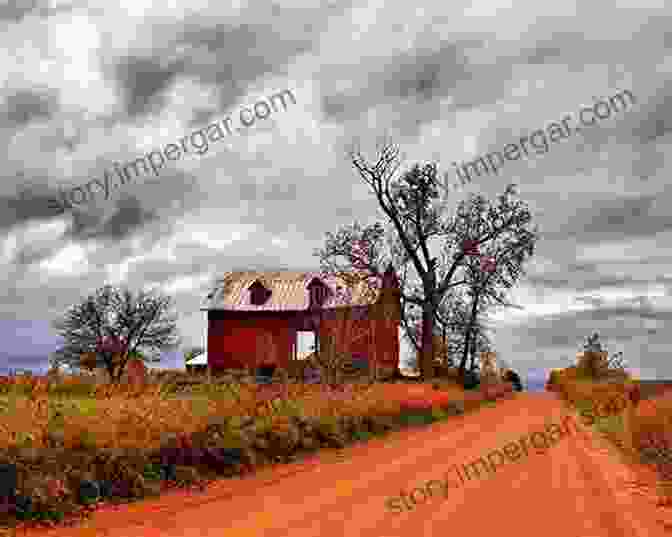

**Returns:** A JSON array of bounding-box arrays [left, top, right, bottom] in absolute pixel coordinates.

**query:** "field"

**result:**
[[0, 369, 507, 531]]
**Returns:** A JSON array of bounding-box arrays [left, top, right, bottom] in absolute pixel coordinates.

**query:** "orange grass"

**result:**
[[0, 375, 473, 452]]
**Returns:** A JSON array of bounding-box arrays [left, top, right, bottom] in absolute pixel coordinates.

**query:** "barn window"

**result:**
[[248, 280, 271, 306], [307, 278, 328, 308], [296, 331, 316, 360]]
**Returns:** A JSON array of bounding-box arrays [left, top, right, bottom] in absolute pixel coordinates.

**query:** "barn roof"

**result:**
[[200, 271, 386, 311], [185, 352, 208, 365]]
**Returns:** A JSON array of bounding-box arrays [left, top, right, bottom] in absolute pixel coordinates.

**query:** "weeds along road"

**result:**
[[26, 392, 668, 537]]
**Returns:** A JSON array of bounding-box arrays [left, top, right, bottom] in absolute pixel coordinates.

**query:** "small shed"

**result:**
[[185, 351, 208, 374], [200, 266, 402, 376]]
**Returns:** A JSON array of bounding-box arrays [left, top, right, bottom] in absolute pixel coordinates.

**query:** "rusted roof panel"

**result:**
[[201, 271, 383, 311]]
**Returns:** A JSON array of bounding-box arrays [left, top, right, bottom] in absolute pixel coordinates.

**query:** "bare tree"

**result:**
[[448, 193, 537, 378], [50, 284, 181, 383], [401, 282, 495, 376], [319, 140, 538, 380], [436, 288, 496, 372]]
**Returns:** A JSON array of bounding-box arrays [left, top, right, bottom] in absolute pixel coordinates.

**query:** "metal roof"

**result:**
[[185, 352, 208, 365], [200, 271, 384, 311]]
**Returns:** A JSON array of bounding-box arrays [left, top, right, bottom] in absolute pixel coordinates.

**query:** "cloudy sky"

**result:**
[[0, 0, 669, 385]]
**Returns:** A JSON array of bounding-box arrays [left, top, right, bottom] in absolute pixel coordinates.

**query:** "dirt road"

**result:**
[[24, 392, 670, 537]]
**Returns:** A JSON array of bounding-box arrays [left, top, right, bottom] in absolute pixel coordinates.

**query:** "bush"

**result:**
[[503, 370, 523, 391], [398, 413, 434, 427], [111, 481, 132, 499], [13, 495, 33, 520], [0, 464, 17, 498], [98, 479, 113, 498], [142, 463, 164, 481], [462, 371, 480, 390], [352, 430, 373, 442], [78, 479, 100, 505]]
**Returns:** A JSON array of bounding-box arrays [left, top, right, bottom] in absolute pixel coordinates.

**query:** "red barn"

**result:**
[[200, 266, 402, 376]]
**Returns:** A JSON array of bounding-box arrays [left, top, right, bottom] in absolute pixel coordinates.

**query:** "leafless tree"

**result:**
[[448, 192, 536, 377], [50, 284, 181, 382], [316, 140, 538, 380], [436, 288, 496, 372]]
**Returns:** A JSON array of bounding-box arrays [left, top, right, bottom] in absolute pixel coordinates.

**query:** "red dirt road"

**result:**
[[23, 393, 671, 537]]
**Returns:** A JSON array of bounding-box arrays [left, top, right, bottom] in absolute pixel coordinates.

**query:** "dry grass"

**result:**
[[548, 366, 672, 503], [0, 373, 479, 453]]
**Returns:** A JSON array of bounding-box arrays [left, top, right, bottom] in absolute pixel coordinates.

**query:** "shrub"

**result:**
[[398, 412, 434, 427], [110, 481, 132, 499], [142, 463, 163, 481], [0, 464, 17, 498], [352, 430, 373, 442], [503, 370, 523, 391], [462, 371, 480, 390], [98, 480, 113, 498], [13, 494, 33, 520], [78, 479, 100, 505], [202, 448, 242, 472]]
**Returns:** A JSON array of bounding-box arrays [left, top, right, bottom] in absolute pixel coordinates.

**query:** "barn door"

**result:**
[[296, 331, 316, 360]]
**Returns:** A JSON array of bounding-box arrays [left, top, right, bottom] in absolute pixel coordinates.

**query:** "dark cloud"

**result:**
[[13, 242, 62, 267], [189, 108, 217, 129], [0, 0, 41, 22], [175, 15, 321, 122], [1, 89, 59, 128], [0, 177, 68, 232], [113, 56, 186, 118], [108, 11, 322, 123], [516, 304, 672, 352], [575, 295, 606, 308], [547, 333, 574, 348], [526, 269, 662, 294], [395, 59, 444, 102], [631, 79, 672, 145], [64, 195, 160, 242], [524, 45, 566, 65], [1, 166, 201, 246], [321, 39, 485, 122], [542, 194, 668, 243], [0, 0, 74, 23]]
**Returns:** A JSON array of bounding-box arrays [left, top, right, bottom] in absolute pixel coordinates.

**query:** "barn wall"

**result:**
[[206, 301, 401, 372], [374, 318, 400, 368], [208, 317, 256, 370], [315, 312, 400, 369], [208, 313, 297, 371]]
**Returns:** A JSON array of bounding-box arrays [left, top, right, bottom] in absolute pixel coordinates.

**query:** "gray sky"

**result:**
[[0, 0, 669, 383]]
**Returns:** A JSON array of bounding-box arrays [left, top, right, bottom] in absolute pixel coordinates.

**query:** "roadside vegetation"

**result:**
[[546, 332, 672, 505], [0, 366, 516, 531]]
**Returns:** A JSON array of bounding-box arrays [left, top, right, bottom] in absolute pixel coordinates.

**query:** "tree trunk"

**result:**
[[420, 302, 435, 380], [459, 327, 471, 379], [108, 351, 129, 384], [459, 291, 480, 381], [104, 357, 117, 384], [468, 341, 477, 372]]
